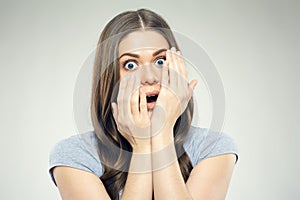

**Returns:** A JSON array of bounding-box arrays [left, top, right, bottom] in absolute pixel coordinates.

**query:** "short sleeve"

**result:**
[[184, 126, 238, 167], [48, 131, 103, 185]]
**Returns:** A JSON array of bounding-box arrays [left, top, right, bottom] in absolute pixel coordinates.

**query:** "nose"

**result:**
[[140, 64, 160, 85]]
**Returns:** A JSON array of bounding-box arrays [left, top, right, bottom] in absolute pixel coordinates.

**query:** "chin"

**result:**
[[148, 110, 153, 118]]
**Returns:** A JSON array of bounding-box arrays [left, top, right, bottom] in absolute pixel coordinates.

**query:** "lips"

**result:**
[[145, 90, 159, 109]]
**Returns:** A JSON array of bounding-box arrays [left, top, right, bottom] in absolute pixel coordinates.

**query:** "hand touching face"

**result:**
[[113, 30, 197, 144], [151, 47, 197, 133], [118, 30, 169, 112]]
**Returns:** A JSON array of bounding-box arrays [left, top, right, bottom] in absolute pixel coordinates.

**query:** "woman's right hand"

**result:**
[[111, 73, 151, 153]]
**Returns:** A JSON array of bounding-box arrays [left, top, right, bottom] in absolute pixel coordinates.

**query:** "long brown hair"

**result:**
[[91, 8, 194, 199]]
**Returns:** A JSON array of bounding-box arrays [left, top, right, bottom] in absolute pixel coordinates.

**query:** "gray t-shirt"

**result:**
[[49, 126, 238, 195]]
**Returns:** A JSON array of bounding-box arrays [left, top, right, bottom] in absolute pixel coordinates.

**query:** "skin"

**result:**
[[53, 30, 236, 200]]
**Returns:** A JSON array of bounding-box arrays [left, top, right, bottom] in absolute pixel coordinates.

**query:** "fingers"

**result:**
[[125, 75, 134, 119], [168, 47, 198, 99], [161, 59, 169, 87], [171, 47, 188, 81], [170, 47, 180, 74], [117, 74, 128, 119], [172, 48, 182, 87], [131, 76, 140, 118], [117, 72, 150, 123], [166, 49, 177, 87], [176, 50, 188, 80], [117, 74, 135, 122], [139, 87, 148, 119]]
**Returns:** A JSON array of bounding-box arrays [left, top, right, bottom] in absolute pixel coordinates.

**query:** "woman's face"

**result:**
[[118, 30, 169, 110]]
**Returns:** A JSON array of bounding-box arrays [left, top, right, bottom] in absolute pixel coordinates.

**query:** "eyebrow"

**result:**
[[119, 48, 167, 59]]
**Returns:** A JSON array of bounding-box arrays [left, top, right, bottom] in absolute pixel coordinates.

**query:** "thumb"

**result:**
[[189, 79, 198, 90], [188, 80, 198, 97]]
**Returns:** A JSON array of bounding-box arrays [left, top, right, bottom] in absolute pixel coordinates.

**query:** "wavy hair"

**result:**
[[91, 8, 194, 200]]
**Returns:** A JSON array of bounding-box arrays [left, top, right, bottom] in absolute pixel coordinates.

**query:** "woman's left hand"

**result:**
[[151, 47, 197, 135]]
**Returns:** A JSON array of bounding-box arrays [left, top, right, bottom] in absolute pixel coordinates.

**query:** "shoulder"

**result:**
[[183, 126, 238, 167], [49, 131, 103, 185]]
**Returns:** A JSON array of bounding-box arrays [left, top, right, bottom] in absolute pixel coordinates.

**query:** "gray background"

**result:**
[[1, 0, 299, 199]]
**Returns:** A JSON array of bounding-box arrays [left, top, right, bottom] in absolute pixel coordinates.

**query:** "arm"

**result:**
[[53, 76, 153, 200], [151, 128, 236, 200], [53, 139, 236, 200], [151, 48, 236, 199], [121, 147, 153, 200], [53, 166, 111, 200], [151, 128, 192, 200], [53, 150, 153, 200], [186, 154, 236, 200], [111, 73, 153, 200]]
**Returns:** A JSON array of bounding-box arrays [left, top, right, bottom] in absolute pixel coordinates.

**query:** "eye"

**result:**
[[154, 57, 166, 67], [124, 61, 138, 70]]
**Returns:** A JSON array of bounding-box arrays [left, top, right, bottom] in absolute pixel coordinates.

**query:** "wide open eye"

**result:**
[[124, 61, 138, 70], [154, 57, 166, 67]]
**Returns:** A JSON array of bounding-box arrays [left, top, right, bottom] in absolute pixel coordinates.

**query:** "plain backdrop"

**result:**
[[1, 0, 299, 199]]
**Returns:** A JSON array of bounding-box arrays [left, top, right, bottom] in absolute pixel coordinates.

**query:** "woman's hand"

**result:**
[[111, 73, 151, 153], [151, 47, 198, 136]]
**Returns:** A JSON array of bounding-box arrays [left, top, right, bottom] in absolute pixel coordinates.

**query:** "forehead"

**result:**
[[118, 30, 169, 55]]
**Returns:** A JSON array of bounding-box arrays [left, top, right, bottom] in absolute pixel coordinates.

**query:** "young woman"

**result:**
[[49, 8, 238, 200]]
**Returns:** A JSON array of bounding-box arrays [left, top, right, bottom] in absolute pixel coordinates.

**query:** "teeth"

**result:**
[[146, 94, 158, 103]]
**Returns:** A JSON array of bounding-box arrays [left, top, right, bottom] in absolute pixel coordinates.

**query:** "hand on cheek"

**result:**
[[111, 74, 151, 152], [151, 47, 198, 131]]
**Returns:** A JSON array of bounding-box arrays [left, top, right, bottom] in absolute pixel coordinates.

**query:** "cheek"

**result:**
[[157, 67, 163, 81], [119, 67, 127, 78]]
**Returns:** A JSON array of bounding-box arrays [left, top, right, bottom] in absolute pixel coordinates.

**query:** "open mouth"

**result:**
[[146, 94, 158, 103], [145, 91, 159, 110]]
